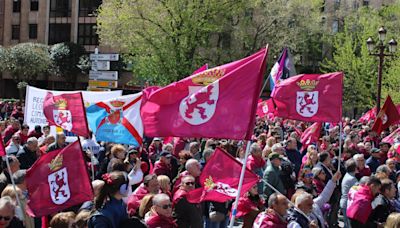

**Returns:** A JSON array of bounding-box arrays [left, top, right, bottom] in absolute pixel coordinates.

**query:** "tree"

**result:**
[[321, 4, 400, 117], [97, 0, 324, 85], [2, 43, 52, 82], [50, 42, 87, 81]]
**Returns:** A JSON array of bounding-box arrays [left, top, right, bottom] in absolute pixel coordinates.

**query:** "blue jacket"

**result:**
[[88, 197, 128, 228]]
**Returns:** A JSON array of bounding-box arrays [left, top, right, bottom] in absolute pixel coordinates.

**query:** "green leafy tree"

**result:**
[[97, 0, 324, 85], [50, 42, 87, 81], [321, 4, 400, 117], [2, 43, 52, 82]]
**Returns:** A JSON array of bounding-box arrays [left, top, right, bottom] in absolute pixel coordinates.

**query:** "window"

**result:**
[[78, 24, 99, 45], [30, 0, 39, 11], [11, 25, 20, 40], [29, 24, 38, 39], [48, 23, 71, 44], [50, 0, 72, 17], [13, 0, 21, 12], [79, 0, 102, 17], [363, 0, 369, 6]]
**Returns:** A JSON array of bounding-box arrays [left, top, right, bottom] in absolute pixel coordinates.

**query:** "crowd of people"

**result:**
[[1, 100, 400, 228]]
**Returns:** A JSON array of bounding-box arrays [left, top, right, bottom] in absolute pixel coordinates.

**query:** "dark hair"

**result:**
[[110, 159, 126, 172], [34, 125, 41, 133], [345, 159, 357, 173], [319, 152, 330, 163], [380, 179, 394, 194], [367, 176, 382, 187], [21, 124, 29, 130], [94, 171, 127, 209]]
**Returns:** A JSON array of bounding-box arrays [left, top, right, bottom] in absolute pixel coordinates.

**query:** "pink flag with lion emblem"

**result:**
[[186, 147, 259, 203], [25, 141, 93, 217], [271, 72, 343, 123], [141, 47, 268, 140], [43, 92, 89, 137]]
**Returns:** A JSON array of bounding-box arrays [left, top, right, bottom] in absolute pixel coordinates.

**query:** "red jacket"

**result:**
[[253, 210, 287, 228], [146, 213, 178, 228], [127, 184, 149, 216], [237, 193, 264, 218], [152, 161, 172, 179], [246, 155, 266, 173]]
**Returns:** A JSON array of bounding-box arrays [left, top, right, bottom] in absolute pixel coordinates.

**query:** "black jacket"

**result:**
[[17, 146, 37, 169], [371, 194, 395, 224]]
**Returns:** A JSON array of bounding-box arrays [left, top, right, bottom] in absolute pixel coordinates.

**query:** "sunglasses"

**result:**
[[304, 173, 314, 178], [159, 204, 172, 209], [184, 182, 195, 186], [0, 216, 11, 221]]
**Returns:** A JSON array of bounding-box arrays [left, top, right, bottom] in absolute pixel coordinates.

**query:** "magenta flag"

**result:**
[[382, 128, 400, 145], [186, 148, 259, 203], [26, 141, 93, 217], [300, 122, 322, 151], [43, 92, 89, 137], [141, 48, 268, 140], [0, 136, 5, 157], [271, 72, 343, 123], [256, 98, 275, 119]]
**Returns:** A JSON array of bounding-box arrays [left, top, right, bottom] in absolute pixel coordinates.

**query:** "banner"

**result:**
[[24, 86, 122, 130]]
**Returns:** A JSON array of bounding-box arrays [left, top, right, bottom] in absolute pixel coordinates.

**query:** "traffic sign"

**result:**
[[88, 80, 118, 88], [91, 61, 110, 71], [89, 71, 118, 81], [90, 53, 119, 61]]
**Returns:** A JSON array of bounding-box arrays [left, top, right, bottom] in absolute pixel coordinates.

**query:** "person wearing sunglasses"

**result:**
[[0, 196, 24, 228], [146, 193, 177, 228], [173, 175, 203, 228], [295, 168, 317, 198]]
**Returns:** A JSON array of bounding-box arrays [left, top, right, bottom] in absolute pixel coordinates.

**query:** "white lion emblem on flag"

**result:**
[[48, 167, 70, 205], [296, 91, 319, 117]]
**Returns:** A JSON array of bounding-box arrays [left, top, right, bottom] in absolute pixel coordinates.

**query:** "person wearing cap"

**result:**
[[263, 152, 286, 201], [153, 151, 172, 179], [366, 148, 381, 173]]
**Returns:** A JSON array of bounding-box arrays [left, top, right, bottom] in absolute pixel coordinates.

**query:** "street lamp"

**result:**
[[366, 26, 397, 113]]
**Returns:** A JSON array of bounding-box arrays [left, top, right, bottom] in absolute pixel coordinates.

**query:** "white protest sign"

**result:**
[[24, 85, 123, 130]]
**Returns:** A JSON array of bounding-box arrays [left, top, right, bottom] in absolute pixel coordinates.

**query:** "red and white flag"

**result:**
[[0, 136, 5, 157], [186, 147, 259, 203], [43, 92, 89, 137], [256, 98, 275, 119], [26, 141, 93, 217], [382, 128, 400, 145], [372, 96, 400, 134], [300, 122, 322, 152], [271, 72, 343, 123], [141, 47, 268, 140]]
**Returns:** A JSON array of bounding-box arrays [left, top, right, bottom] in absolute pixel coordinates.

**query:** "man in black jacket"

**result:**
[[17, 137, 38, 169], [370, 178, 396, 225]]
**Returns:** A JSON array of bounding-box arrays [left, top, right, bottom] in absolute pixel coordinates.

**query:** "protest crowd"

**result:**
[[1, 48, 400, 228]]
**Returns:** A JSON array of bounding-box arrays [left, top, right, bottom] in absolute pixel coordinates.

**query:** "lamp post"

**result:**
[[366, 26, 397, 113]]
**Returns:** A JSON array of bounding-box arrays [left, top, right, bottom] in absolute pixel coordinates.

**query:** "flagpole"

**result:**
[[5, 156, 26, 222], [259, 74, 272, 97], [228, 141, 251, 228]]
